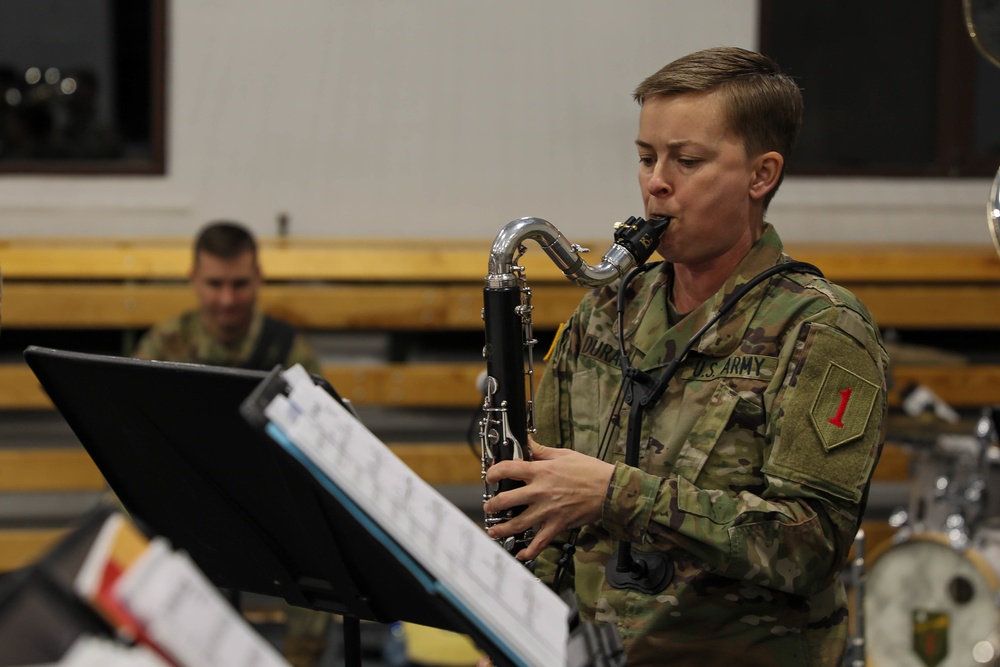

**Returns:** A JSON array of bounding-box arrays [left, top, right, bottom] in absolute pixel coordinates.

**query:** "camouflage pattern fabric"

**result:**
[[134, 308, 321, 376], [532, 224, 889, 666]]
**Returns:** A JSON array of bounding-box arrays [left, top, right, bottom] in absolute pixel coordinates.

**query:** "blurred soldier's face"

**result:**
[[190, 250, 261, 344]]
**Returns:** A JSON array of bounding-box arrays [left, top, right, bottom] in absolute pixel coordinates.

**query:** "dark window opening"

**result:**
[[759, 0, 1000, 177], [0, 0, 166, 174]]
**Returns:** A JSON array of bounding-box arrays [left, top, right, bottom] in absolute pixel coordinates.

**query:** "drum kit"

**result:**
[[864, 408, 1000, 666], [858, 4, 1000, 664]]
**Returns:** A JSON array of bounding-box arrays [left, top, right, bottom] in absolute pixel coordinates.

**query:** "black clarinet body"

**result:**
[[480, 215, 670, 558], [481, 282, 534, 555]]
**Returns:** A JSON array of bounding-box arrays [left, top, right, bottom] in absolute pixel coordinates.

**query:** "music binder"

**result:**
[[0, 508, 120, 666], [240, 363, 571, 667], [23, 347, 623, 667], [0, 506, 291, 667]]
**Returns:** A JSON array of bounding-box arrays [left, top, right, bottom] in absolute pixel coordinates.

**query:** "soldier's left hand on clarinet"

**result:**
[[483, 438, 615, 561]]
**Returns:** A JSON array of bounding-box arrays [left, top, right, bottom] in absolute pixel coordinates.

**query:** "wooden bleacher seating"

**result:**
[[2, 236, 1000, 571], [0, 444, 481, 571]]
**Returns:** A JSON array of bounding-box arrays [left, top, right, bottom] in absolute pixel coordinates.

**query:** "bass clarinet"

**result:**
[[480, 215, 671, 557]]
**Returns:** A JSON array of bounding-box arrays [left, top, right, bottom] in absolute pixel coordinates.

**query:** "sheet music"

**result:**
[[21, 635, 172, 667], [114, 538, 290, 667], [263, 365, 568, 667]]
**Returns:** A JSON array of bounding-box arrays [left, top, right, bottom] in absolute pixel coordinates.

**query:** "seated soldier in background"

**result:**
[[134, 220, 328, 667], [134, 220, 319, 374]]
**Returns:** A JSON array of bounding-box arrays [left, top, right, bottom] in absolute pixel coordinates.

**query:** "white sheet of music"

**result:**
[[264, 364, 568, 667], [26, 635, 171, 667], [113, 539, 290, 667]]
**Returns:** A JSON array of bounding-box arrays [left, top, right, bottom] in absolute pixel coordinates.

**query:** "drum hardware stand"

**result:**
[[891, 417, 1000, 550], [901, 383, 961, 424], [976, 405, 1000, 456], [844, 527, 866, 667]]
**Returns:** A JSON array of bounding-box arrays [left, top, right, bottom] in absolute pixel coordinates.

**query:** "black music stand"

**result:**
[[22, 346, 533, 667]]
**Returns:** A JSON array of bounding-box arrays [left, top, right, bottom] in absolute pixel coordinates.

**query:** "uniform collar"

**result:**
[[195, 307, 264, 362], [628, 224, 784, 371]]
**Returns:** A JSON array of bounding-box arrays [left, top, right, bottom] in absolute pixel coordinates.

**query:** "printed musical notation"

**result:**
[[72, 513, 290, 667], [262, 365, 569, 667], [115, 540, 287, 667]]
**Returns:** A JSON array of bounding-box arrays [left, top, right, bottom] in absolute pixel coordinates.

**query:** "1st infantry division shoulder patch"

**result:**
[[809, 362, 879, 450]]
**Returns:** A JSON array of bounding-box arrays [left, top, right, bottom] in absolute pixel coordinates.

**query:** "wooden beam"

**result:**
[[0, 364, 50, 409], [0, 453, 908, 572], [2, 238, 999, 282], [0, 444, 483, 572], [5, 280, 1000, 329], [326, 364, 484, 408], [888, 364, 1000, 409], [4, 361, 1000, 410], [0, 529, 69, 572], [0, 282, 583, 329], [3, 283, 195, 328], [787, 243, 1000, 282], [0, 444, 481, 494], [0, 238, 587, 282], [0, 449, 106, 492], [0, 361, 485, 410], [0, 436, 912, 492], [0, 241, 191, 280], [850, 285, 1000, 328], [388, 443, 482, 485]]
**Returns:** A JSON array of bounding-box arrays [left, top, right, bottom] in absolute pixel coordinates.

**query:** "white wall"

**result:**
[[0, 0, 994, 245]]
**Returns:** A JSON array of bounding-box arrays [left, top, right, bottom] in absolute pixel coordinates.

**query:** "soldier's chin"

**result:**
[[211, 316, 251, 341]]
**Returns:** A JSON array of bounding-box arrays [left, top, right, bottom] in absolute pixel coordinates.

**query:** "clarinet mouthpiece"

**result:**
[[612, 215, 671, 267]]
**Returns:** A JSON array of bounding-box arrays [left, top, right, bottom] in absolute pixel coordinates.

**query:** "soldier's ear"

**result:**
[[749, 151, 783, 201]]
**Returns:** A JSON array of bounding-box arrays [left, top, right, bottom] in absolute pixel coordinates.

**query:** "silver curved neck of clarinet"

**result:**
[[486, 217, 639, 289]]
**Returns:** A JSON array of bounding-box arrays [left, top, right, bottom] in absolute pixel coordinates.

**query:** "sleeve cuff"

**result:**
[[601, 461, 664, 544]]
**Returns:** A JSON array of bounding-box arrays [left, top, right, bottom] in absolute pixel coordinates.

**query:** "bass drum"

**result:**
[[865, 531, 1000, 666]]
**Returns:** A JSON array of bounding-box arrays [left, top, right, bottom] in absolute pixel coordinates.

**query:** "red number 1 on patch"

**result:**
[[828, 388, 852, 428]]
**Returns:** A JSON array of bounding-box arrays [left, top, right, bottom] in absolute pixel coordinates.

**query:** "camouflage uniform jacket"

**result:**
[[532, 224, 889, 666], [134, 308, 321, 375]]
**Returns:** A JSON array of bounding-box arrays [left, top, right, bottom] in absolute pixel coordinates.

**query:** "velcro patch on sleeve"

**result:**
[[763, 322, 884, 503], [809, 362, 879, 450]]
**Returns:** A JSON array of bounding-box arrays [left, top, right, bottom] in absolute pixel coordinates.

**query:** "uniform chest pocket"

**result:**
[[673, 380, 767, 491], [568, 363, 622, 460]]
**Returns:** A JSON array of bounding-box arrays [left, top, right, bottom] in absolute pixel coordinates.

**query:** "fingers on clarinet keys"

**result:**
[[503, 531, 537, 568]]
